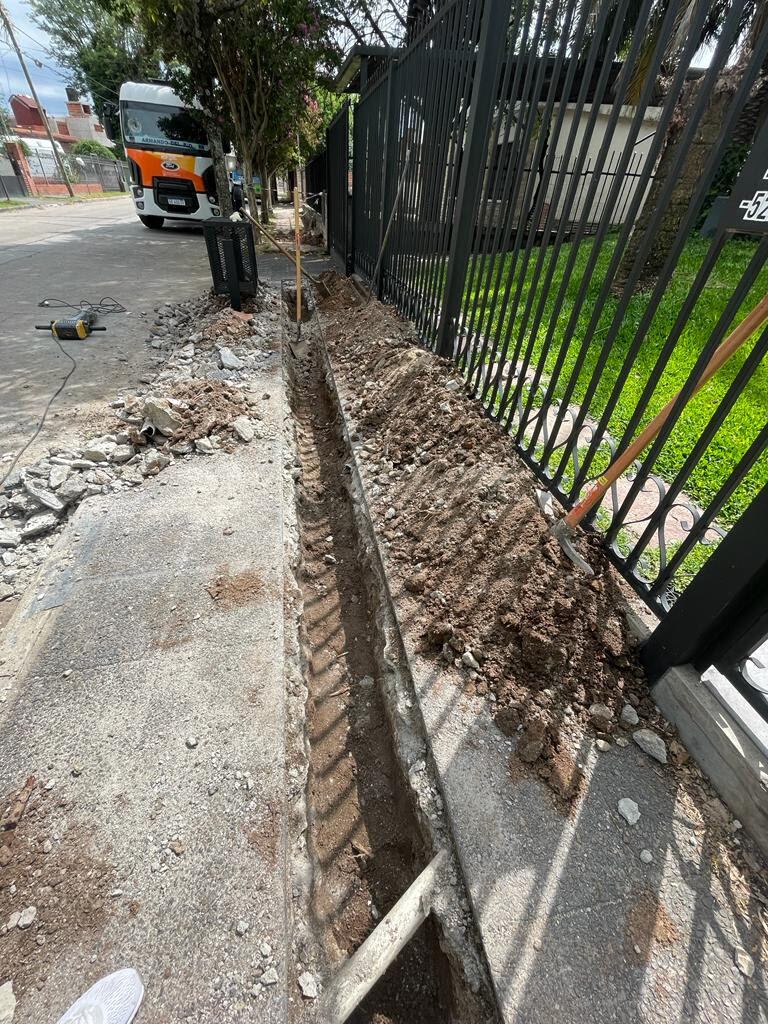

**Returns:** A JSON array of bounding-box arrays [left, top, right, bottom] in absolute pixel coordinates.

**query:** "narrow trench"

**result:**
[[287, 313, 454, 1022]]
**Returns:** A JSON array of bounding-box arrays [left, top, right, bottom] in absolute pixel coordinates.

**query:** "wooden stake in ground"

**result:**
[[294, 185, 302, 323]]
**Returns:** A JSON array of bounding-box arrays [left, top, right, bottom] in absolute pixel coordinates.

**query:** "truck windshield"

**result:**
[[120, 101, 209, 155]]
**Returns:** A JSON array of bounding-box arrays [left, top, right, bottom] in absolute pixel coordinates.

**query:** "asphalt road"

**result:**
[[0, 196, 213, 461]]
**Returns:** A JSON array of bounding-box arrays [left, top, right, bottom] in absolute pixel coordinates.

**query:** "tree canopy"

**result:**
[[29, 0, 161, 141]]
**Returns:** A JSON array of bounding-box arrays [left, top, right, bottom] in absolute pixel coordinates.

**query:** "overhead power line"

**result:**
[[0, 1, 74, 196]]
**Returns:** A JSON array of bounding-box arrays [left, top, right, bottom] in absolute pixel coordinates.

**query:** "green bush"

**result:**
[[70, 139, 116, 161]]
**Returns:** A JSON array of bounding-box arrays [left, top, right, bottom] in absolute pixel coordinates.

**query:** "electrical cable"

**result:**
[[38, 295, 126, 315], [0, 335, 76, 488]]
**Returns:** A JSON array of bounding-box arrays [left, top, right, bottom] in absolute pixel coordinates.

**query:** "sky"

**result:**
[[0, 0, 71, 115]]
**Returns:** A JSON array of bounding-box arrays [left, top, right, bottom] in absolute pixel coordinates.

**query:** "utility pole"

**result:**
[[0, 1, 75, 198]]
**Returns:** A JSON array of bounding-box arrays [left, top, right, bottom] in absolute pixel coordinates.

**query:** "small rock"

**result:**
[[633, 728, 667, 765], [110, 445, 134, 465], [385, 506, 396, 521], [517, 719, 546, 764], [81, 442, 114, 463], [42, 839, 52, 854], [734, 946, 755, 978], [588, 703, 613, 729], [169, 440, 194, 456], [0, 583, 13, 601], [0, 529, 21, 549], [618, 798, 640, 825], [169, 839, 185, 857], [23, 479, 64, 513], [298, 971, 318, 999], [620, 704, 639, 728], [235, 919, 250, 937], [141, 451, 171, 477], [232, 416, 255, 443], [142, 397, 184, 436], [219, 347, 244, 370], [323, 554, 337, 565], [48, 465, 70, 490], [260, 941, 272, 957], [0, 980, 15, 1023], [461, 650, 480, 671], [595, 739, 611, 752], [195, 438, 215, 455], [57, 476, 88, 505], [260, 967, 278, 986], [16, 906, 36, 930], [21, 513, 59, 539], [668, 738, 689, 766], [640, 849, 653, 864], [615, 737, 629, 748], [186, 736, 199, 749]]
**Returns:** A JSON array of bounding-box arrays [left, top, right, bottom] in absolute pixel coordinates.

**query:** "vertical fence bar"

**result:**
[[435, 0, 513, 357]]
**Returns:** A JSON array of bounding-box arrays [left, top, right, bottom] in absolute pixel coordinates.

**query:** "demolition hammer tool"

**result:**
[[550, 289, 768, 575], [35, 309, 106, 340]]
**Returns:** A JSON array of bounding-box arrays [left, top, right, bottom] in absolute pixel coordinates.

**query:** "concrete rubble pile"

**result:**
[[0, 287, 283, 603]]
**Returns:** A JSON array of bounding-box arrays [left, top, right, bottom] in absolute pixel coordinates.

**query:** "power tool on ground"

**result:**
[[35, 308, 107, 340]]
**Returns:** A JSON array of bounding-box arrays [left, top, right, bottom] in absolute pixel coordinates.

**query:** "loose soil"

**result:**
[[206, 567, 264, 608], [314, 271, 768, 909], [625, 891, 680, 964], [318, 273, 651, 801], [287, 321, 453, 1021], [0, 780, 115, 998]]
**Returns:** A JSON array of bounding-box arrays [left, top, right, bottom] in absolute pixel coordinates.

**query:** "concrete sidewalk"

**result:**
[[0, 370, 291, 1020]]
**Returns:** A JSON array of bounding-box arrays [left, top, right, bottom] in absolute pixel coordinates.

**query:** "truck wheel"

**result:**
[[139, 215, 164, 229]]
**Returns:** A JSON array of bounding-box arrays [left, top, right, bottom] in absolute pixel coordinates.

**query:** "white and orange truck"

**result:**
[[119, 81, 223, 229]]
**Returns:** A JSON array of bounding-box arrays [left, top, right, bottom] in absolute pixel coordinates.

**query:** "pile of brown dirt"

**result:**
[[317, 275, 662, 800], [166, 379, 252, 443], [0, 781, 115, 998], [193, 306, 258, 349]]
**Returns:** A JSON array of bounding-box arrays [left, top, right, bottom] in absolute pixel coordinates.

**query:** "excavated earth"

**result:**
[[315, 271, 768, 898]]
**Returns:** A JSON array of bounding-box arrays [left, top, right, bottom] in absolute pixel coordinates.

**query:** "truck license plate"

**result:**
[[167, 198, 186, 207]]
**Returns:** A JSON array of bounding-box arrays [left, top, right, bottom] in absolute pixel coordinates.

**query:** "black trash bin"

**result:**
[[203, 217, 258, 310]]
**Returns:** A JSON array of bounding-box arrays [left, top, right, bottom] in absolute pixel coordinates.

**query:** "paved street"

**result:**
[[0, 197, 212, 461]]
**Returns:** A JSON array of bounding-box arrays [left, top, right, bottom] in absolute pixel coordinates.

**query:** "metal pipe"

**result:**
[[322, 848, 447, 1023]]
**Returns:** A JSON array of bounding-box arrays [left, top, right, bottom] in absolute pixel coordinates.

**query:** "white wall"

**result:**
[[543, 103, 661, 227]]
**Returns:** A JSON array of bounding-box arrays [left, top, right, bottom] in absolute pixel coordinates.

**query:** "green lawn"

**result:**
[[464, 236, 768, 527], [0, 198, 27, 210]]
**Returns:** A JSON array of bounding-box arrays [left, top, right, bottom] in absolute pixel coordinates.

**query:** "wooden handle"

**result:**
[[565, 291, 768, 528]]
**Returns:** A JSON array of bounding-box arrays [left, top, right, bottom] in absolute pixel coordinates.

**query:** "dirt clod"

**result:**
[[206, 568, 263, 608]]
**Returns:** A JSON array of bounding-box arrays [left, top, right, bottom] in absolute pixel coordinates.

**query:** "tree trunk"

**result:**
[[260, 163, 271, 224], [207, 124, 233, 217], [614, 67, 744, 292], [242, 156, 260, 244]]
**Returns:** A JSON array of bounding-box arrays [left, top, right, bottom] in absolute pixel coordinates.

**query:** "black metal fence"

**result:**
[[327, 102, 352, 273], [335, 0, 768, 715], [0, 173, 25, 199]]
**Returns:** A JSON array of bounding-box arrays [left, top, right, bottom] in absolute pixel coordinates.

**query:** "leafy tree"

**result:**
[[207, 0, 337, 223], [71, 139, 116, 160], [613, 0, 768, 290], [0, 94, 12, 138], [29, 0, 161, 142]]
